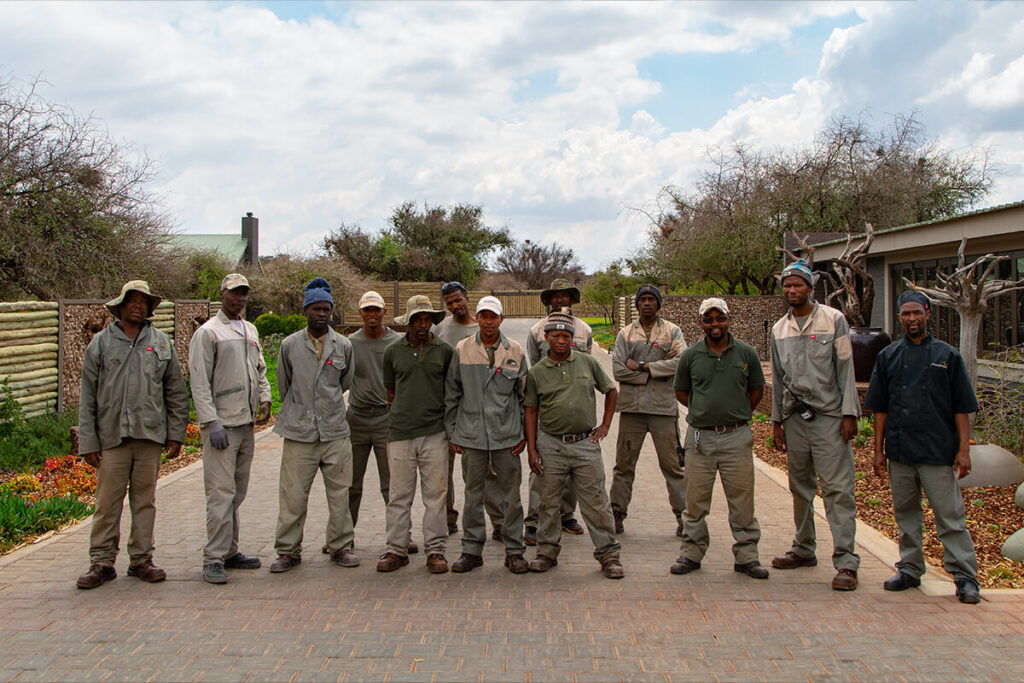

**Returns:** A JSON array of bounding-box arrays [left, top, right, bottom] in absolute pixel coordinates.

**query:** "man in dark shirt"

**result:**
[[377, 296, 454, 574], [671, 298, 768, 579], [864, 290, 980, 604]]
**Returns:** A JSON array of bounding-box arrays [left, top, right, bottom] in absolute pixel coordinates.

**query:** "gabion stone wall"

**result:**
[[174, 301, 211, 378], [59, 301, 113, 411], [617, 295, 786, 361]]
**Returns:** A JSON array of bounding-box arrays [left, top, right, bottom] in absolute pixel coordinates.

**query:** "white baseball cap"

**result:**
[[698, 297, 729, 316], [358, 291, 386, 309], [476, 296, 503, 316]]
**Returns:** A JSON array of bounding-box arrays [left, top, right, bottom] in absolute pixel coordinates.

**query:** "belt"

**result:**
[[696, 421, 748, 434], [553, 431, 592, 443]]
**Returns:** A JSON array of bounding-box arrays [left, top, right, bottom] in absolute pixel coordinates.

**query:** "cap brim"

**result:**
[[105, 290, 161, 317], [395, 310, 445, 325]]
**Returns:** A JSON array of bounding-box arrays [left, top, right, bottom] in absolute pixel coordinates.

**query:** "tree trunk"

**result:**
[[958, 307, 982, 395]]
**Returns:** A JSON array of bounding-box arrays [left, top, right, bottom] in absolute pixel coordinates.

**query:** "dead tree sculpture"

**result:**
[[902, 237, 1024, 391], [777, 224, 876, 327]]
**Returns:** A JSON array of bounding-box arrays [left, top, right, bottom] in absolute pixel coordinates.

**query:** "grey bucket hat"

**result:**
[[105, 280, 162, 318], [394, 294, 446, 325]]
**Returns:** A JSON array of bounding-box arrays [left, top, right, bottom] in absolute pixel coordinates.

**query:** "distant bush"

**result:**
[[253, 313, 307, 338]]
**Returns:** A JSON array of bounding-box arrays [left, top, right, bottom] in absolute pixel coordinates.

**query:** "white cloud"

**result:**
[[0, 1, 1020, 271]]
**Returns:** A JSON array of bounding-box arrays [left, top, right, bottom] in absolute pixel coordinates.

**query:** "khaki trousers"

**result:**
[[347, 408, 390, 526], [677, 425, 760, 564], [610, 413, 686, 522], [783, 414, 860, 571], [525, 473, 577, 527], [275, 437, 355, 558], [461, 447, 525, 556], [889, 461, 978, 583], [202, 423, 255, 565], [386, 431, 449, 557], [535, 431, 620, 562], [88, 438, 163, 567]]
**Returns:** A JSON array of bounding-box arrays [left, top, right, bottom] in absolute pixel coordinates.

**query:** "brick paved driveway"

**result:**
[[2, 340, 1023, 682]]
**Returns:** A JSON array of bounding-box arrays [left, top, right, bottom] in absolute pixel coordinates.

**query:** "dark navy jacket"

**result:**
[[864, 335, 978, 466]]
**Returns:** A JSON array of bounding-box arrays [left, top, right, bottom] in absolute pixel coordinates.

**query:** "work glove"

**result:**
[[208, 421, 230, 450]]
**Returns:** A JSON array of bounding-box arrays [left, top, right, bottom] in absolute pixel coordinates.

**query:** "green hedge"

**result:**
[[253, 312, 307, 338]]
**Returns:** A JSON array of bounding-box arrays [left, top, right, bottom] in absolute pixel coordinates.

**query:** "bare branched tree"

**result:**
[[903, 238, 1024, 390], [492, 240, 584, 289]]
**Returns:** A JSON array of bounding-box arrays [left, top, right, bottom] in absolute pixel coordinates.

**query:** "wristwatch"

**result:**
[[638, 360, 646, 369]]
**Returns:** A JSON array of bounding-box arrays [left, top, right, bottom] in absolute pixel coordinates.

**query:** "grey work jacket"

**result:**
[[444, 332, 526, 451], [612, 317, 686, 416], [273, 328, 355, 443], [188, 310, 272, 428], [78, 321, 189, 454], [770, 302, 860, 422]]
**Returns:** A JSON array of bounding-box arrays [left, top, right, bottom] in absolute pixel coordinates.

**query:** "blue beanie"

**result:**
[[303, 277, 334, 309], [781, 259, 814, 286]]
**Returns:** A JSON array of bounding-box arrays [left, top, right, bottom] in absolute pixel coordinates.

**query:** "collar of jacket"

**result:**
[[783, 302, 821, 331], [541, 349, 577, 367], [215, 309, 248, 334], [112, 319, 152, 341], [474, 331, 509, 349]]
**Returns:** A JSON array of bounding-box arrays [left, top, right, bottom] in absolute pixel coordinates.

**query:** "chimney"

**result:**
[[241, 212, 259, 266]]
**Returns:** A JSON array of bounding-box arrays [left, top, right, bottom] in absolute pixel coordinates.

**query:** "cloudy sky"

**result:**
[[1, 1, 1022, 270]]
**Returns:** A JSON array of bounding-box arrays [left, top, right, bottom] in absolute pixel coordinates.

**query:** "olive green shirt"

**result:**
[[524, 351, 614, 436], [382, 333, 453, 441], [674, 335, 764, 429], [347, 328, 401, 410]]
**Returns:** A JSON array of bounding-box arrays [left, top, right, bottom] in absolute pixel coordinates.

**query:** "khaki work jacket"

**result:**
[[612, 317, 686, 416], [445, 332, 526, 451], [273, 328, 355, 443], [189, 310, 272, 428], [78, 322, 189, 454]]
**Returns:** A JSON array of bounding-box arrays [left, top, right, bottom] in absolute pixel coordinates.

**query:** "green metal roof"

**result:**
[[168, 234, 248, 264], [808, 199, 1024, 249]]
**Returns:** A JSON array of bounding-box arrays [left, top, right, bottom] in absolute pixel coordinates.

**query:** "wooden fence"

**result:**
[[341, 282, 549, 324], [0, 301, 59, 420]]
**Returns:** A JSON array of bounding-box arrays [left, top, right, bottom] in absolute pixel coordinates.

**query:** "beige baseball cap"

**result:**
[[359, 291, 386, 309], [476, 296, 503, 316], [220, 273, 250, 291], [698, 297, 729, 316]]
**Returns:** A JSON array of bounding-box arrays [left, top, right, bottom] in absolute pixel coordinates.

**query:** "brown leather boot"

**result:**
[[504, 554, 529, 574], [528, 554, 558, 573], [451, 553, 483, 573], [376, 552, 409, 572], [771, 551, 818, 569], [76, 564, 116, 589], [426, 553, 449, 574], [601, 555, 625, 579], [270, 555, 302, 573], [126, 559, 166, 583], [831, 568, 858, 591], [331, 548, 360, 568]]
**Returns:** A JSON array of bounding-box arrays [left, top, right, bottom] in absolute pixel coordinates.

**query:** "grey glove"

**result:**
[[208, 421, 229, 450]]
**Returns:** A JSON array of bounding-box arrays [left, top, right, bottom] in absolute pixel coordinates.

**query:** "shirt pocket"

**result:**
[[324, 354, 347, 377]]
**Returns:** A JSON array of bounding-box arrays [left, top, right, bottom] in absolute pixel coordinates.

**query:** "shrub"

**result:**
[[0, 474, 42, 496], [0, 491, 94, 552], [0, 409, 77, 473], [254, 312, 306, 338], [35, 456, 97, 499]]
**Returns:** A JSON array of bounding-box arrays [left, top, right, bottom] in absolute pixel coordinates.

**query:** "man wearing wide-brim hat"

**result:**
[[378, 295, 455, 574], [189, 273, 272, 584], [523, 278, 593, 543], [76, 280, 189, 589]]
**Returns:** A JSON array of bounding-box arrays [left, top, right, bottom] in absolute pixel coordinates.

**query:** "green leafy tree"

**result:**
[[581, 261, 643, 322], [634, 112, 994, 295], [492, 239, 584, 289], [321, 201, 511, 286]]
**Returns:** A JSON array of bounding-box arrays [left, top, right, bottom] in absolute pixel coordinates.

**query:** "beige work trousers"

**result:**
[[275, 437, 355, 558], [347, 408, 390, 526], [88, 438, 163, 567], [202, 423, 255, 565], [677, 425, 761, 565], [385, 431, 449, 557], [610, 412, 686, 521]]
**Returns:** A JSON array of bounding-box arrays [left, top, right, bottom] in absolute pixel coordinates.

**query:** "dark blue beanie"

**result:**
[[303, 277, 334, 309], [897, 290, 930, 311]]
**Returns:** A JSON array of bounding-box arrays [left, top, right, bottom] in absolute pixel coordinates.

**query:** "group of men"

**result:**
[[75, 265, 982, 603]]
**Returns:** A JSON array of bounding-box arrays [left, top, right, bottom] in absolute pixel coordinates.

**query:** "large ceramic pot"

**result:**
[[849, 326, 891, 383]]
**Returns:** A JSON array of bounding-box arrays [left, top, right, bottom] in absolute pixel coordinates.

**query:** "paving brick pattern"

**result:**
[[2, 329, 1023, 681]]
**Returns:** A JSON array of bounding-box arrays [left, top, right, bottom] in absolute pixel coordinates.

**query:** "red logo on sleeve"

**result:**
[[146, 347, 153, 351]]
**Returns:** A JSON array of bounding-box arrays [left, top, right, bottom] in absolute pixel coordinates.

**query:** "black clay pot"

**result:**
[[850, 326, 891, 383]]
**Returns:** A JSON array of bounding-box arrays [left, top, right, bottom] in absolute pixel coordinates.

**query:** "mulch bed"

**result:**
[[751, 421, 1024, 589]]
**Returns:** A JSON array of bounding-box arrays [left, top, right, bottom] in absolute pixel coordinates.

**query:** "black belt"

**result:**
[[695, 421, 748, 434], [552, 430, 592, 443]]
